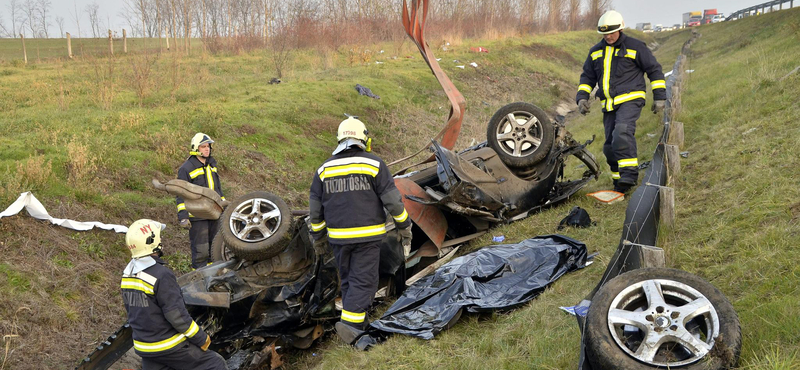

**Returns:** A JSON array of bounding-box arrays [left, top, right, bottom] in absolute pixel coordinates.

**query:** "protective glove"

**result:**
[[179, 219, 191, 230], [313, 236, 328, 256], [398, 226, 413, 258], [652, 100, 666, 114], [578, 99, 591, 115], [201, 335, 211, 351]]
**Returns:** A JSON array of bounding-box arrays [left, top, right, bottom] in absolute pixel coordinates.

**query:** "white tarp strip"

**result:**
[[0, 192, 135, 233]]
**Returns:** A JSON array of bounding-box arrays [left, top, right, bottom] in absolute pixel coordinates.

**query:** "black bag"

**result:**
[[557, 206, 594, 230]]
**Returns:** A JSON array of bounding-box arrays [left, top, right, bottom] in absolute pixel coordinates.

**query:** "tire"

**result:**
[[220, 191, 292, 261], [210, 232, 235, 262], [585, 268, 741, 370], [486, 102, 554, 168]]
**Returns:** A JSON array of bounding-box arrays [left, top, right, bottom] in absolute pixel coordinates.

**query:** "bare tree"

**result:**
[[586, 0, 611, 28], [55, 15, 64, 37], [546, 0, 564, 32], [567, 0, 580, 31], [70, 0, 82, 37], [7, 0, 20, 37], [22, 0, 38, 37], [36, 0, 50, 38], [85, 2, 100, 38], [0, 13, 9, 37]]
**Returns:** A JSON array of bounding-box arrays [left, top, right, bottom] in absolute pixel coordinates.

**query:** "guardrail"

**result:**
[[726, 0, 797, 20]]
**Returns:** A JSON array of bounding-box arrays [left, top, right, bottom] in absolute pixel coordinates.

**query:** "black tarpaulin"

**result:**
[[370, 234, 589, 339]]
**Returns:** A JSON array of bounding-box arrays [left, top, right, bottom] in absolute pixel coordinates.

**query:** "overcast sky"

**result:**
[[3, 0, 797, 38]]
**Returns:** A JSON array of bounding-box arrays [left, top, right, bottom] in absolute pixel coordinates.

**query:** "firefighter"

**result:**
[[121, 219, 227, 370], [576, 10, 667, 194], [309, 117, 412, 345], [176, 133, 225, 269]]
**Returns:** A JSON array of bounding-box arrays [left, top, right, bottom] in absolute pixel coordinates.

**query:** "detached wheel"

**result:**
[[486, 102, 554, 168], [220, 191, 292, 261], [210, 233, 235, 262], [585, 268, 741, 370]]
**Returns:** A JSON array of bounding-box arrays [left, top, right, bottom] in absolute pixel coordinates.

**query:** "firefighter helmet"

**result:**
[[190, 133, 214, 157], [597, 10, 625, 34], [126, 219, 163, 259], [336, 117, 369, 142]]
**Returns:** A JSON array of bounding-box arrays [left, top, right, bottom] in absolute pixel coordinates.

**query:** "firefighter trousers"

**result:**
[[603, 100, 644, 185], [331, 240, 381, 330], [140, 343, 227, 370], [189, 219, 218, 269]]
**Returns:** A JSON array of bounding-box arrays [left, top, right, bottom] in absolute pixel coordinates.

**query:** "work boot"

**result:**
[[335, 321, 365, 345], [613, 182, 634, 194]]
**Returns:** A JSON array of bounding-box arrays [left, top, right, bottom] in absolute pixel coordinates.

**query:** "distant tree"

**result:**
[[36, 0, 50, 38], [71, 0, 82, 37], [547, 0, 564, 32], [22, 0, 38, 37], [567, 0, 580, 30], [0, 13, 9, 37], [56, 15, 64, 37], [585, 0, 611, 28], [7, 0, 20, 37], [85, 2, 100, 38]]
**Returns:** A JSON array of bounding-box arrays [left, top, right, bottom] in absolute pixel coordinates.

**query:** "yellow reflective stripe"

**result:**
[[311, 221, 327, 232], [206, 166, 215, 190], [328, 224, 386, 239], [603, 46, 613, 111], [618, 158, 639, 168], [613, 91, 646, 105], [578, 84, 592, 93], [651, 80, 666, 89], [611, 172, 621, 179], [184, 321, 200, 338], [392, 209, 408, 223], [210, 167, 217, 172], [189, 168, 204, 179], [319, 164, 379, 181], [317, 157, 381, 174], [177, 203, 186, 211], [121, 278, 154, 295], [341, 309, 366, 323], [133, 333, 186, 353], [625, 49, 637, 59], [591, 50, 603, 60], [221, 197, 225, 201]]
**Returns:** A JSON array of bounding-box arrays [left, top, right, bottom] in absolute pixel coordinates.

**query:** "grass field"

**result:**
[[1, 7, 799, 369]]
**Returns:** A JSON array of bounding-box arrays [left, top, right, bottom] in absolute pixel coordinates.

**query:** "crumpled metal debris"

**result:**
[[370, 235, 589, 340], [355, 84, 380, 99]]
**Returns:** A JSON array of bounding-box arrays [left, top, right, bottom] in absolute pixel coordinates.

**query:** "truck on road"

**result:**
[[683, 11, 702, 27], [703, 9, 719, 24]]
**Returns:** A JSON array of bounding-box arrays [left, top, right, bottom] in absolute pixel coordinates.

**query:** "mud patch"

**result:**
[[522, 43, 578, 65]]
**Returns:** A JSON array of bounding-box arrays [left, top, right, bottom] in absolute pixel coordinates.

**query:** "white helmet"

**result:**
[[126, 219, 163, 259], [190, 132, 214, 157], [597, 10, 625, 34], [337, 117, 369, 142]]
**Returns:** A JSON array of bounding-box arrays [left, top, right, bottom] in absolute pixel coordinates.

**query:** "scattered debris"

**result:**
[[456, 65, 465, 69], [268, 77, 281, 84], [686, 69, 695, 73], [355, 84, 380, 99], [680, 151, 690, 158], [647, 133, 657, 138], [638, 161, 651, 170], [557, 206, 595, 230], [469, 46, 489, 53], [469, 62, 478, 68], [492, 235, 505, 242], [375, 61, 384, 64], [587, 190, 625, 204], [1, 192, 132, 233], [742, 127, 758, 136], [664, 70, 674, 77]]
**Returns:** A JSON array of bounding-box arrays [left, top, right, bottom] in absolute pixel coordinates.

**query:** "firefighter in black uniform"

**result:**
[[576, 10, 667, 194], [309, 117, 412, 345], [176, 133, 225, 269], [122, 219, 226, 369]]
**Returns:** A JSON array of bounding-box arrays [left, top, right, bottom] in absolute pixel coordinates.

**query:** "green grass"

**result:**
[[1, 8, 800, 369]]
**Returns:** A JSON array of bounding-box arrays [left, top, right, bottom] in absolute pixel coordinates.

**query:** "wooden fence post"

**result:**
[[659, 186, 676, 228], [165, 27, 170, 51], [668, 121, 685, 148], [20, 34, 27, 64], [123, 29, 127, 53], [67, 32, 73, 58], [108, 30, 114, 55], [665, 144, 681, 185]]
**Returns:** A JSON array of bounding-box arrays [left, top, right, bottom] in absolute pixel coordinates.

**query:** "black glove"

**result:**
[[313, 236, 328, 256], [398, 226, 412, 257], [652, 100, 666, 114], [578, 99, 591, 115], [179, 219, 191, 230]]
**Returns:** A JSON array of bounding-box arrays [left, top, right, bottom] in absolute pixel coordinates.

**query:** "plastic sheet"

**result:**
[[371, 235, 589, 339]]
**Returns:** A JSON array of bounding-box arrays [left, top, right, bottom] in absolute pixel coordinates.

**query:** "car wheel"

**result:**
[[585, 268, 741, 370], [210, 232, 235, 262], [486, 102, 554, 168], [220, 191, 292, 261]]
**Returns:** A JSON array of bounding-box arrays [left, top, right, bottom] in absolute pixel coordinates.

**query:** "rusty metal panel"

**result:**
[[395, 178, 447, 249]]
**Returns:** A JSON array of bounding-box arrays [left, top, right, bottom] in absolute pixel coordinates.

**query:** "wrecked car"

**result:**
[[76, 1, 601, 368]]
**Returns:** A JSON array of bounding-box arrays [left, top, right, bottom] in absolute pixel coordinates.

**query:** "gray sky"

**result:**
[[3, 0, 798, 38]]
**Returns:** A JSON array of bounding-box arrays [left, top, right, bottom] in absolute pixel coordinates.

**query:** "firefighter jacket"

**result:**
[[576, 32, 666, 113], [176, 156, 224, 221], [309, 148, 411, 245], [121, 256, 209, 356]]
